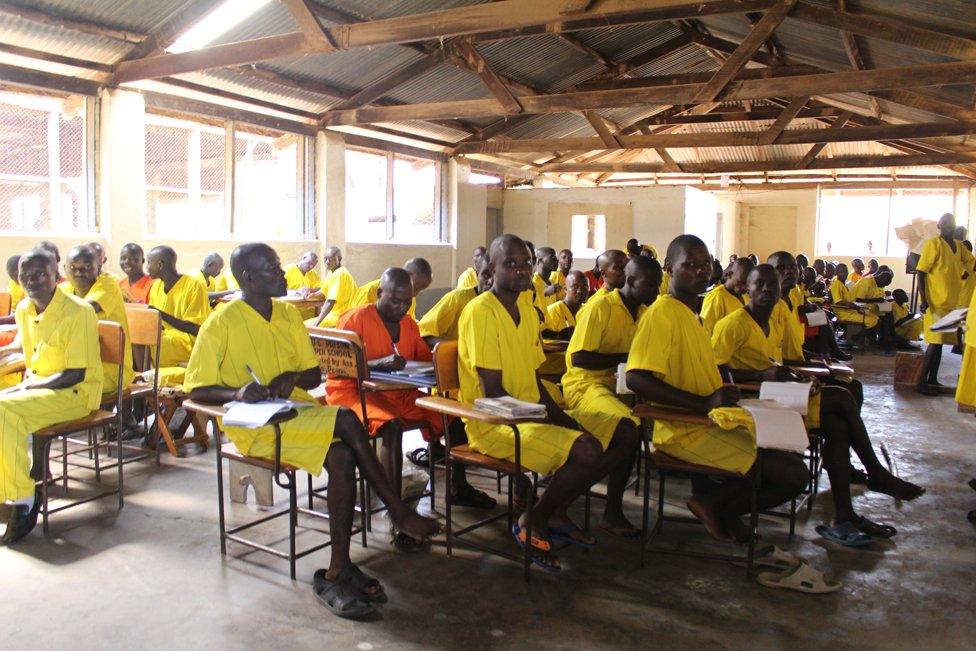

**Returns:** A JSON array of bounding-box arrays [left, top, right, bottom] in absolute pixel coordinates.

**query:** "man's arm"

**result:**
[[571, 350, 627, 370], [626, 368, 739, 415], [311, 299, 337, 327], [189, 381, 269, 405], [267, 366, 320, 399], [916, 271, 928, 312], [535, 376, 581, 430], [719, 363, 795, 383], [151, 307, 201, 336], [16, 368, 86, 392]]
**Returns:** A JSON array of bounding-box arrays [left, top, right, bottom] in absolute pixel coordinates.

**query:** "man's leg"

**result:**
[[718, 451, 807, 523], [331, 409, 438, 542], [518, 433, 603, 536], [323, 440, 356, 582], [917, 343, 943, 390], [376, 420, 403, 496], [599, 420, 640, 530], [818, 408, 857, 523]]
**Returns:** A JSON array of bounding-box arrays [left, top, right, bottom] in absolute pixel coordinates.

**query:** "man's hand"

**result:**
[[235, 381, 270, 403], [268, 372, 298, 399], [544, 284, 561, 297], [762, 366, 795, 382], [707, 385, 740, 409], [374, 355, 407, 372]]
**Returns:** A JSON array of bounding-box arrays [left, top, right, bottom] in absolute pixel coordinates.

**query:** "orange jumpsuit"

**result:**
[[326, 304, 443, 440]]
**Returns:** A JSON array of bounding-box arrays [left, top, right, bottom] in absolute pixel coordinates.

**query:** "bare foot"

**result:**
[[687, 496, 733, 543], [598, 512, 641, 539], [867, 473, 926, 501], [393, 510, 441, 542]]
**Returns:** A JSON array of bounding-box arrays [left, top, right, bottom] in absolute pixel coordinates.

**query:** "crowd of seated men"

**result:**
[[5, 221, 951, 615]]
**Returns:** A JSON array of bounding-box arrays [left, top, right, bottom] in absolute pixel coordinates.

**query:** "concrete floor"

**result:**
[[2, 348, 975, 650]]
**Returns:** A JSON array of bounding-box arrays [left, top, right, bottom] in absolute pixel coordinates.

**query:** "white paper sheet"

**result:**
[[222, 399, 309, 428], [805, 309, 828, 326], [739, 401, 810, 454], [758, 381, 810, 416], [931, 308, 968, 332], [877, 301, 892, 313]]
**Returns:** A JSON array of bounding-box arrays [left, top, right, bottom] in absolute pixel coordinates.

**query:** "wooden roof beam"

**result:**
[[758, 94, 808, 144], [124, 0, 224, 61], [330, 52, 445, 111], [540, 152, 976, 174], [557, 33, 612, 68], [796, 109, 853, 168], [583, 111, 622, 147], [833, 0, 882, 120], [692, 0, 797, 103], [281, 0, 337, 50], [0, 1, 146, 44], [450, 40, 524, 114], [324, 60, 976, 124]]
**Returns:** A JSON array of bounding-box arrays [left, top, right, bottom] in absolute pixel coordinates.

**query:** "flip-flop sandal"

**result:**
[[406, 447, 444, 468], [511, 522, 561, 573], [549, 523, 597, 549], [344, 564, 388, 604], [757, 562, 842, 594], [816, 522, 873, 548], [391, 531, 430, 553], [733, 544, 801, 570], [853, 516, 897, 539], [849, 465, 869, 485], [312, 568, 376, 619], [597, 522, 642, 540], [452, 486, 497, 509]]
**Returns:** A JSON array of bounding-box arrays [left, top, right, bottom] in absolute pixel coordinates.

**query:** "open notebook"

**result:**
[[738, 381, 811, 454], [222, 399, 312, 428]]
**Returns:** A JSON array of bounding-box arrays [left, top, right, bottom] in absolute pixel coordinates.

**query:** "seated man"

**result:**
[[87, 242, 118, 282], [700, 256, 752, 334], [193, 252, 236, 304], [310, 247, 356, 328], [849, 258, 865, 285], [6, 255, 24, 308], [327, 269, 492, 548], [582, 259, 603, 297], [891, 288, 922, 343], [65, 245, 135, 392], [419, 259, 492, 348], [549, 249, 574, 301], [538, 270, 589, 377], [588, 249, 627, 303], [712, 264, 924, 543], [563, 256, 662, 538], [625, 236, 808, 543], [0, 249, 103, 544], [829, 263, 879, 342], [184, 244, 438, 617], [459, 234, 639, 571], [146, 245, 212, 371], [118, 243, 153, 304], [853, 265, 907, 350], [455, 246, 486, 290], [531, 246, 560, 312], [284, 250, 323, 319], [348, 258, 431, 320]]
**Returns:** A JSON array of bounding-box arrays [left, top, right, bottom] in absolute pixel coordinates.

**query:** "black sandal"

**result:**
[[853, 515, 897, 539], [312, 568, 375, 619], [391, 530, 429, 553], [452, 485, 497, 509], [344, 564, 387, 603]]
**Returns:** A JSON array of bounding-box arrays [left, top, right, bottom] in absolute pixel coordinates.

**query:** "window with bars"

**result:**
[[816, 187, 970, 257], [0, 91, 93, 234], [144, 112, 311, 240], [345, 147, 442, 244]]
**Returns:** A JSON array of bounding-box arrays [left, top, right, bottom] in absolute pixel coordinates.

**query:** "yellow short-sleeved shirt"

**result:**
[[771, 297, 805, 361], [712, 307, 780, 370], [627, 294, 723, 447], [531, 272, 554, 312], [418, 287, 478, 341], [191, 270, 216, 292], [16, 288, 103, 410], [789, 285, 804, 308], [456, 266, 478, 290], [917, 236, 966, 314], [544, 300, 577, 333], [148, 275, 212, 364], [319, 266, 357, 327], [284, 264, 321, 292], [700, 284, 744, 334], [349, 278, 417, 319], [852, 275, 883, 301], [70, 273, 135, 389], [659, 273, 669, 297], [549, 269, 567, 301], [6, 279, 25, 310], [564, 289, 643, 398], [458, 291, 545, 406], [214, 270, 239, 292]]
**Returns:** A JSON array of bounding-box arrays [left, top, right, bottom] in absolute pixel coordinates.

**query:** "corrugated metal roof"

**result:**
[[14, 0, 193, 33], [316, 0, 487, 21], [475, 35, 601, 93], [0, 11, 130, 64], [571, 22, 684, 62], [383, 63, 493, 104]]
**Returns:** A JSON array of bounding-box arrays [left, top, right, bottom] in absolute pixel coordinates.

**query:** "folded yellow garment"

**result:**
[[708, 406, 756, 436]]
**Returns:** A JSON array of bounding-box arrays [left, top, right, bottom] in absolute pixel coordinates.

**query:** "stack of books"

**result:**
[[474, 396, 547, 419]]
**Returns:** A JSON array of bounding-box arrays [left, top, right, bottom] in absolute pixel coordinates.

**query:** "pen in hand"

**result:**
[[245, 364, 263, 385]]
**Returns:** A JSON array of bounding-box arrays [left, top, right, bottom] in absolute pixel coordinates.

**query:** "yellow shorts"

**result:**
[[223, 403, 339, 474], [923, 310, 959, 345], [834, 307, 878, 330], [654, 423, 756, 475], [466, 420, 584, 476], [157, 330, 194, 368]]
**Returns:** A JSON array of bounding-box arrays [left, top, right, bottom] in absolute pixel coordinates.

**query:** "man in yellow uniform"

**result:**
[[830, 263, 878, 347], [146, 245, 212, 371], [455, 246, 486, 290], [530, 246, 560, 313], [0, 249, 102, 544], [564, 256, 661, 538], [5, 255, 24, 309], [712, 264, 924, 545], [587, 249, 627, 304], [184, 243, 438, 618], [849, 258, 865, 285], [459, 234, 639, 571], [310, 247, 357, 328], [87, 242, 120, 283], [700, 257, 752, 334], [916, 213, 968, 395], [852, 265, 909, 351], [419, 258, 491, 348], [548, 249, 573, 301], [213, 269, 239, 293], [891, 289, 922, 343], [537, 270, 588, 377], [625, 235, 807, 543], [347, 258, 431, 320], [65, 245, 135, 391], [283, 251, 323, 319], [191, 252, 235, 304]]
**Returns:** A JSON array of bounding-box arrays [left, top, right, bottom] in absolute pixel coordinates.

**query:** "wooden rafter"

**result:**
[[0, 0, 146, 44], [583, 111, 621, 147], [557, 33, 612, 68], [833, 0, 882, 120], [540, 152, 976, 174], [796, 109, 853, 168], [331, 53, 445, 111], [324, 60, 976, 125], [452, 119, 976, 154], [757, 95, 808, 144], [281, 0, 336, 49], [123, 0, 224, 61], [451, 40, 524, 114], [691, 0, 797, 103]]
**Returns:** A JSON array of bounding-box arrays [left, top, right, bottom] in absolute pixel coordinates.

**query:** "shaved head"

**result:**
[[35, 240, 60, 262], [489, 233, 532, 295], [599, 249, 628, 290], [377, 267, 414, 322], [6, 255, 20, 280], [404, 257, 432, 294], [665, 234, 707, 267], [148, 245, 177, 267], [230, 243, 286, 298]]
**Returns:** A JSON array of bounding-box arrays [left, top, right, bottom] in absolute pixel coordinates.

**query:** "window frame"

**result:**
[[143, 110, 315, 241], [345, 145, 445, 245], [0, 90, 98, 237]]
